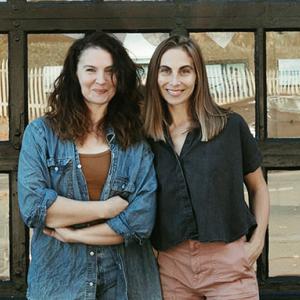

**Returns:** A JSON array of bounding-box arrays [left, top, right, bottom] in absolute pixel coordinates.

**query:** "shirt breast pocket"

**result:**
[[47, 158, 73, 196], [109, 177, 135, 201]]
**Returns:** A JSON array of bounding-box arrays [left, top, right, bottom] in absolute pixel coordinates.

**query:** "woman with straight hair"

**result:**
[[18, 32, 162, 300], [144, 35, 269, 299]]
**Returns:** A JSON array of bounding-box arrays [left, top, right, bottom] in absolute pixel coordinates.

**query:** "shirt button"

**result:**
[[54, 166, 59, 172], [90, 251, 95, 256], [121, 184, 126, 189], [77, 164, 82, 169], [89, 282, 94, 287]]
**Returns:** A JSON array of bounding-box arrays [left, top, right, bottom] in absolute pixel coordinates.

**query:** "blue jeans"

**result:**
[[96, 247, 119, 300]]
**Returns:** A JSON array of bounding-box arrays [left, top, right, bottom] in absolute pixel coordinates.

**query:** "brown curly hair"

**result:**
[[45, 32, 143, 148]]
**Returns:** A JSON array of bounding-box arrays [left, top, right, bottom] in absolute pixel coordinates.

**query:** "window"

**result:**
[[267, 32, 300, 138], [0, 1, 299, 298]]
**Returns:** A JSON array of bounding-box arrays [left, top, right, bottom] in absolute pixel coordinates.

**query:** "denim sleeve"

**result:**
[[106, 144, 157, 246], [18, 122, 58, 228]]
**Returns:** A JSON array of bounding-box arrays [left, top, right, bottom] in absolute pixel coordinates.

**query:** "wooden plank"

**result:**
[[255, 28, 267, 140], [0, 2, 299, 31]]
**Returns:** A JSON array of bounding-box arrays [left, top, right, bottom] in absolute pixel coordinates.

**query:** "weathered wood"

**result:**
[[256, 28, 267, 140], [10, 171, 28, 295], [0, 2, 299, 30]]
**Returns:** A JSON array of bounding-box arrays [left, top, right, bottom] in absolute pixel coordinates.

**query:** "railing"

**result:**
[[0, 59, 300, 120]]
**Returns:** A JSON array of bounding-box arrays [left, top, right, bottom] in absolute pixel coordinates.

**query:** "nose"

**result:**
[[170, 73, 181, 86], [95, 71, 106, 84]]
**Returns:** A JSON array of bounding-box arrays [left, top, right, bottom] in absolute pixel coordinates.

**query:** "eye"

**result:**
[[180, 67, 193, 75], [105, 67, 114, 75], [85, 67, 95, 73], [159, 66, 171, 75]]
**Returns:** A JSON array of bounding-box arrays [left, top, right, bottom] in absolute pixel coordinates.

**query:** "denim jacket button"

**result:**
[[121, 184, 126, 190], [54, 166, 59, 172], [77, 164, 82, 169], [89, 282, 94, 287], [90, 251, 95, 256]]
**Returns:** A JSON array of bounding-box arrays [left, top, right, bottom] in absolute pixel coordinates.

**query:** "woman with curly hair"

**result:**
[[18, 32, 162, 300]]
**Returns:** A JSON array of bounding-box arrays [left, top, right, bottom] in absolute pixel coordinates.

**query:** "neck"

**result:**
[[168, 103, 190, 128], [87, 104, 108, 127]]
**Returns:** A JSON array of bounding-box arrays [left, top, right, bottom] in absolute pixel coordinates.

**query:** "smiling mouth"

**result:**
[[166, 89, 184, 96], [93, 89, 107, 94]]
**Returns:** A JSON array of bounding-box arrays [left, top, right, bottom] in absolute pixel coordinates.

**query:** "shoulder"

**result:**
[[130, 139, 153, 156], [119, 139, 154, 163], [23, 117, 58, 145], [227, 112, 247, 126], [25, 117, 51, 135], [225, 112, 251, 134]]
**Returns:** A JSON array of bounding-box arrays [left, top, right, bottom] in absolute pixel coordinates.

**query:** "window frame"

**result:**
[[0, 0, 300, 298]]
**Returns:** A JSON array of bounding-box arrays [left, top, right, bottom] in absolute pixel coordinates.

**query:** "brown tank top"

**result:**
[[79, 150, 111, 201]]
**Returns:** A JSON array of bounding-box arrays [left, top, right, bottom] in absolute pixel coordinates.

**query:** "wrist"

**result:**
[[250, 230, 265, 248], [70, 228, 81, 243], [97, 201, 107, 219]]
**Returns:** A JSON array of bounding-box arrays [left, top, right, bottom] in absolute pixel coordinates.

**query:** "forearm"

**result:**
[[72, 223, 124, 245], [45, 196, 105, 228], [250, 183, 270, 245]]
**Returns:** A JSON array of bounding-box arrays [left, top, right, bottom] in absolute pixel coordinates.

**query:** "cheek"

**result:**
[[110, 86, 117, 97], [157, 78, 166, 93], [77, 76, 89, 90], [187, 77, 197, 91]]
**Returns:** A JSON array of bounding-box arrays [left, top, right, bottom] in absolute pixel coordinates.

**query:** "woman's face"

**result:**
[[157, 47, 196, 109], [76, 47, 117, 109]]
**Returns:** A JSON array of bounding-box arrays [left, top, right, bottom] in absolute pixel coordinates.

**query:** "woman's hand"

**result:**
[[44, 223, 124, 246], [244, 167, 270, 267], [243, 238, 264, 267], [43, 227, 78, 243], [103, 196, 129, 219]]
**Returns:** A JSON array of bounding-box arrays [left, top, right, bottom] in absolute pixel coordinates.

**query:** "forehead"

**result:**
[[160, 47, 193, 67], [78, 47, 113, 66]]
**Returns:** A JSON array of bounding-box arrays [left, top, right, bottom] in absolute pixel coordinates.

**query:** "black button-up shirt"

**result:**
[[150, 113, 261, 251]]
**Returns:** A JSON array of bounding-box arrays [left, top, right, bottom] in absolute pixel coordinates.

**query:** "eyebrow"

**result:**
[[82, 64, 114, 69], [159, 64, 194, 69]]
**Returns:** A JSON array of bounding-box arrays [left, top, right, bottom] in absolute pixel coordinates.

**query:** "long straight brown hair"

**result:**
[[143, 35, 230, 142]]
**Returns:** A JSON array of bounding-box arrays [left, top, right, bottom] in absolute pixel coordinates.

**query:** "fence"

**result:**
[[0, 59, 300, 120], [0, 60, 8, 118], [0, 60, 62, 120]]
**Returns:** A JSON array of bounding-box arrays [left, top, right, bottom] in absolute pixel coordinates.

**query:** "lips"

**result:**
[[166, 89, 184, 96], [93, 89, 107, 94]]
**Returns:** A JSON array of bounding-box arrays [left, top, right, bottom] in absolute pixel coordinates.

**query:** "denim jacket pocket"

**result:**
[[110, 177, 135, 201], [46, 158, 73, 196]]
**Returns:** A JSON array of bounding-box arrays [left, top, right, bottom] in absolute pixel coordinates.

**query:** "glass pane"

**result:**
[[268, 170, 300, 276], [267, 32, 300, 138], [0, 34, 8, 141], [27, 34, 83, 121], [191, 32, 255, 135], [114, 33, 168, 83], [0, 174, 9, 280]]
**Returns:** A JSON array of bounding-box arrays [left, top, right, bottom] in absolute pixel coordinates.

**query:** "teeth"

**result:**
[[167, 89, 183, 96]]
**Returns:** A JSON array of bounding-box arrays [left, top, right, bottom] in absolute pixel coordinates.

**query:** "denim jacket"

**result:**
[[18, 117, 162, 300]]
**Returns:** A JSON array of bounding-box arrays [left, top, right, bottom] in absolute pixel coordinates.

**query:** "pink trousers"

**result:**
[[157, 238, 259, 300]]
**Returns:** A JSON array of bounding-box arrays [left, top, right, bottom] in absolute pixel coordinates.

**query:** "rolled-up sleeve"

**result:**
[[106, 144, 157, 246], [18, 122, 57, 228]]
